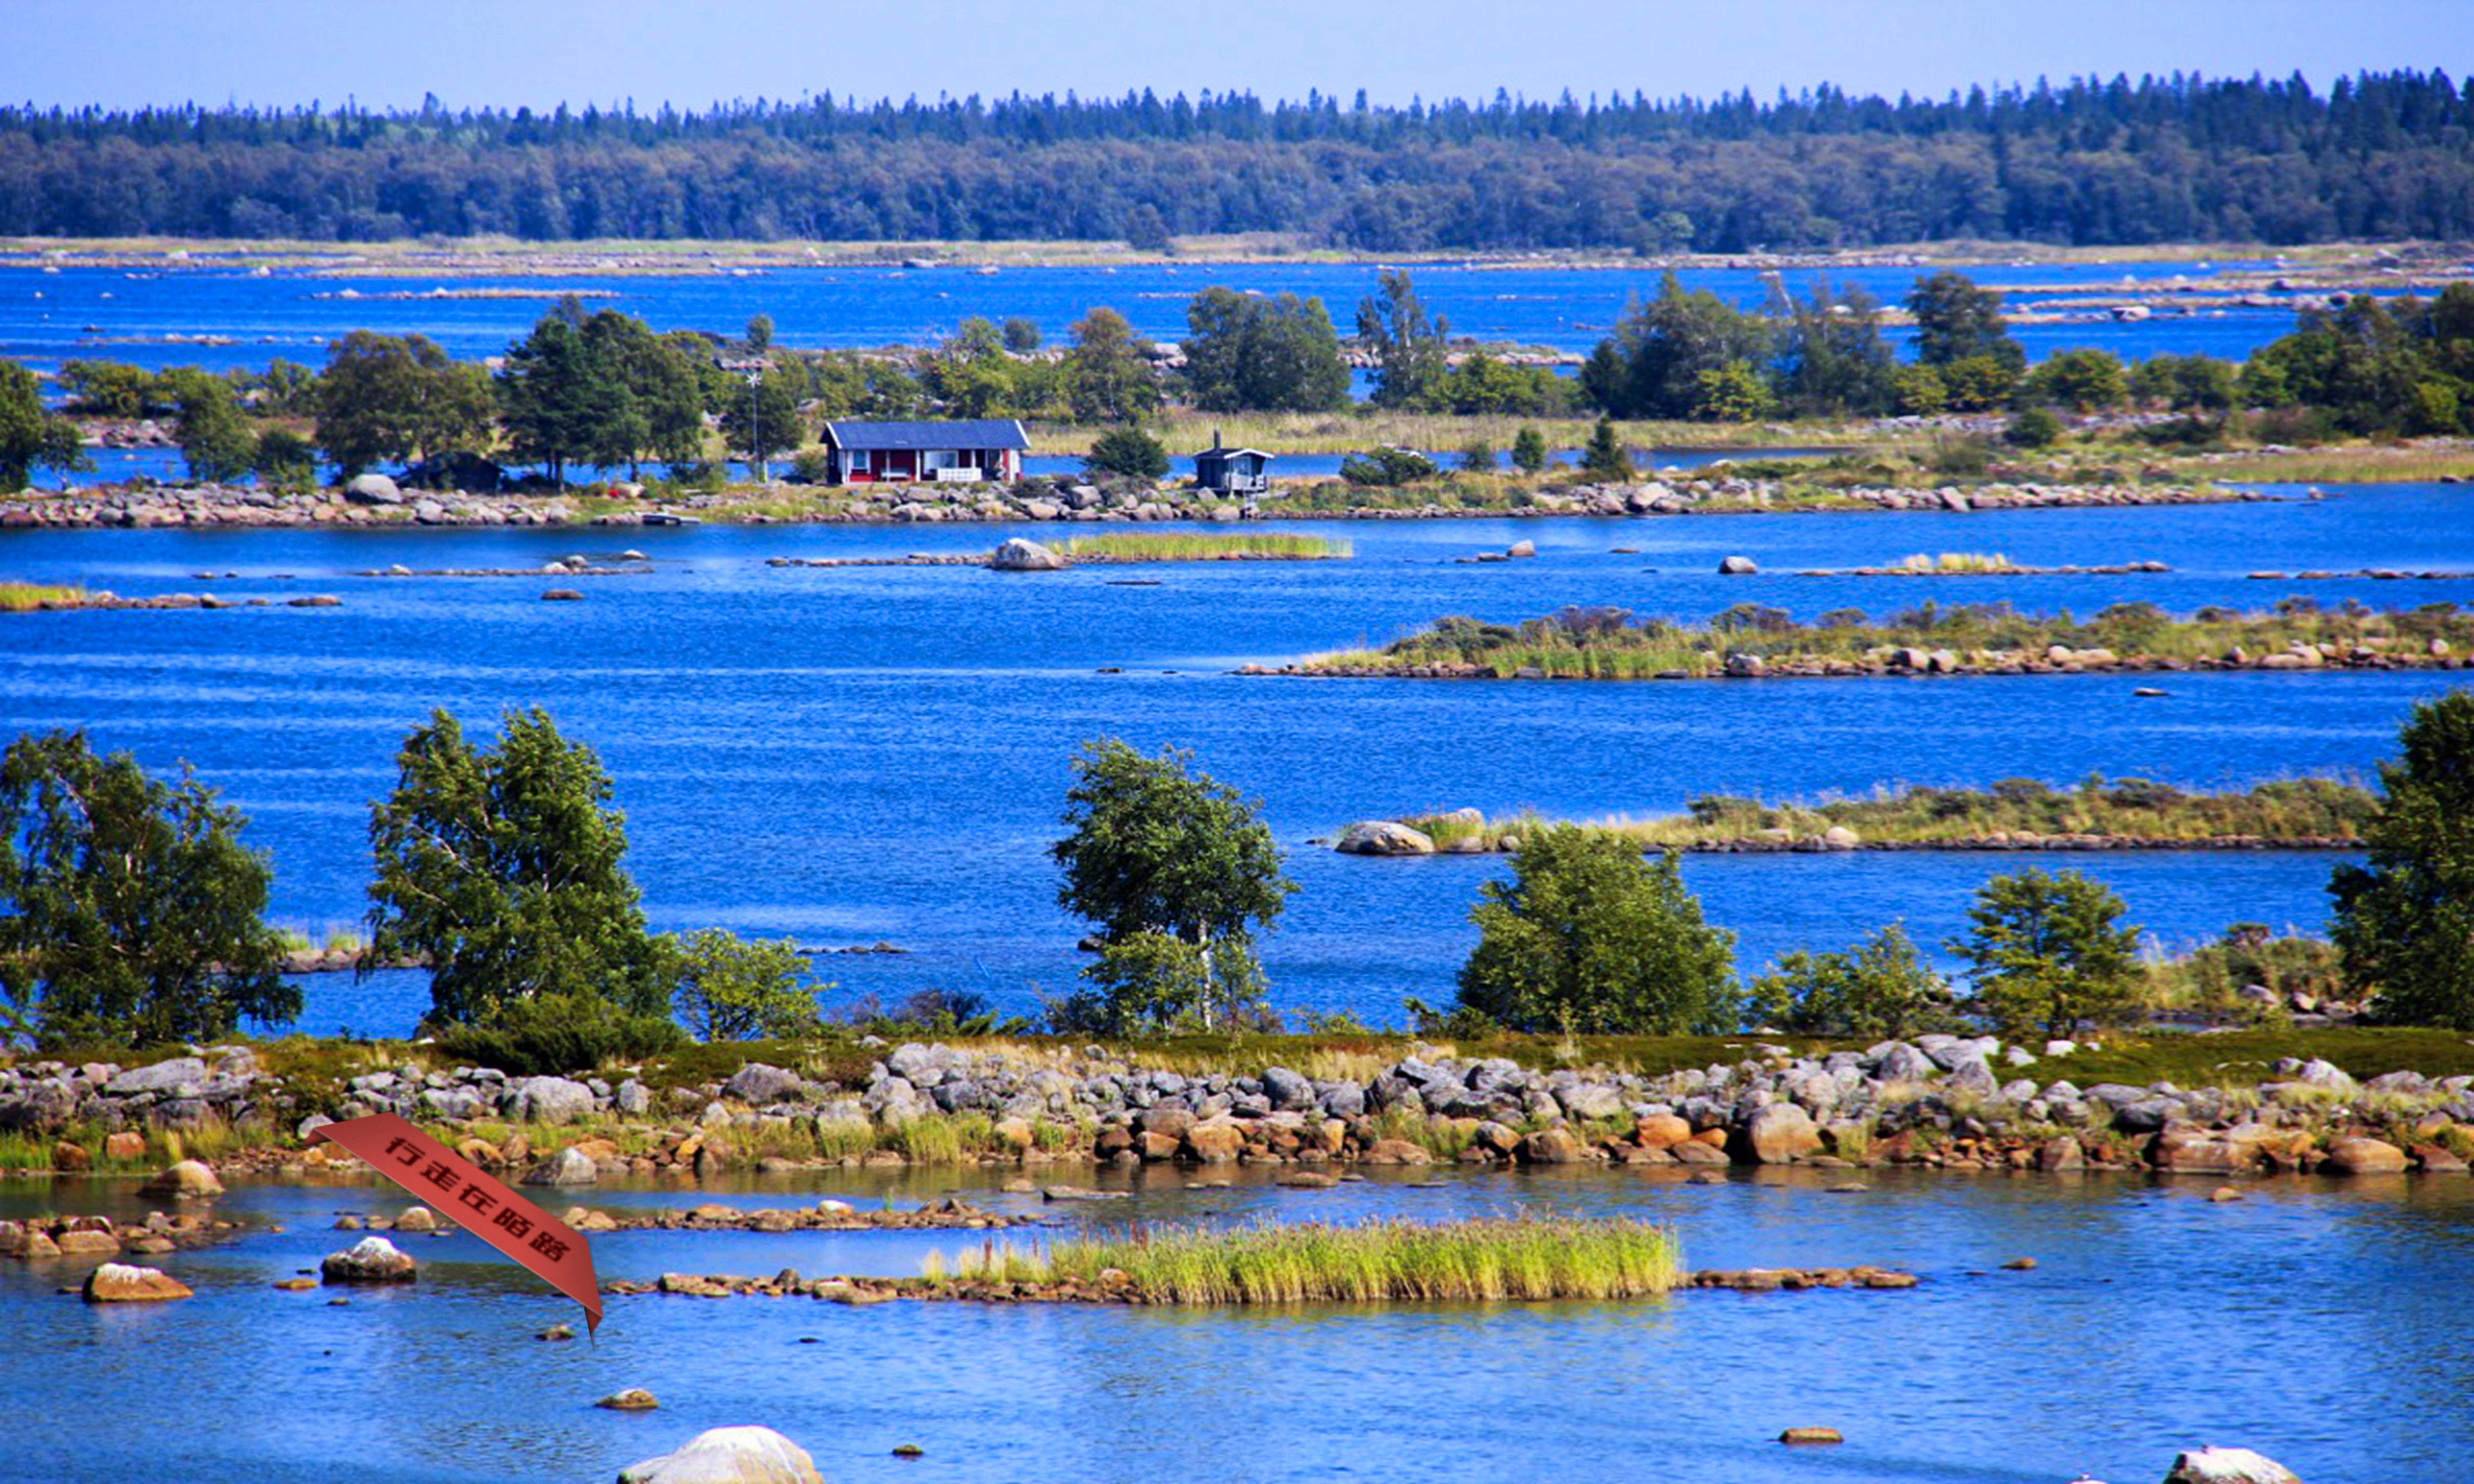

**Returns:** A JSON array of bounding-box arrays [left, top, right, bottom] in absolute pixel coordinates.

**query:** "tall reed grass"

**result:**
[[1063, 532, 1348, 561], [931, 1215, 1683, 1304]]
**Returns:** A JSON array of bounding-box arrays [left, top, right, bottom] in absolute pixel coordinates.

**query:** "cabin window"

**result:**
[[849, 449, 871, 473], [923, 449, 959, 471]]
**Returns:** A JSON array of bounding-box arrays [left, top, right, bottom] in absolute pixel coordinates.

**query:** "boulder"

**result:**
[[618, 1426, 824, 1484], [989, 538, 1066, 572], [1259, 1067, 1316, 1112], [1634, 1114, 1694, 1150], [597, 1389, 662, 1411], [1723, 652, 1766, 678], [516, 1075, 596, 1124], [2163, 1445, 2303, 1484], [103, 1131, 146, 1160], [1335, 821, 1435, 856], [1362, 1139, 1433, 1165], [1718, 555, 1758, 575], [322, 1235, 419, 1284], [1506, 540, 1536, 558], [1734, 1103, 1822, 1164], [523, 1147, 599, 1186], [82, 1262, 193, 1303], [2323, 1136, 2407, 1175], [1518, 1127, 1585, 1164], [724, 1064, 804, 1105], [344, 473, 403, 506], [1183, 1118, 1246, 1163], [106, 1058, 209, 1097], [140, 1159, 224, 1200], [394, 1206, 438, 1233]]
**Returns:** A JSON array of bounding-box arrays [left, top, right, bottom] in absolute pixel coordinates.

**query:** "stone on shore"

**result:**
[[141, 1159, 224, 1200], [1734, 1104, 1822, 1164], [2322, 1136, 2406, 1175], [618, 1425, 825, 1484], [2163, 1445, 2303, 1483], [1335, 820, 1435, 855], [82, 1262, 193, 1303], [344, 472, 403, 506], [989, 538, 1066, 572], [322, 1235, 419, 1284], [524, 1146, 600, 1186], [516, 1075, 596, 1124]]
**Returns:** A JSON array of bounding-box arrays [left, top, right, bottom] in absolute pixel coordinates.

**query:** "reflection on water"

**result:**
[[0, 1165, 2465, 1483]]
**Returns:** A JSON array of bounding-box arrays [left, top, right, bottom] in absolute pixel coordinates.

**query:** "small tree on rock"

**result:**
[[0, 731, 295, 1047], [1510, 426, 1550, 473], [2331, 690, 2474, 1027], [1446, 828, 1736, 1034], [1950, 868, 2141, 1041]]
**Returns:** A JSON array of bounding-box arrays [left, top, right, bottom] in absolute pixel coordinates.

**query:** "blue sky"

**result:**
[[4, 0, 2463, 112]]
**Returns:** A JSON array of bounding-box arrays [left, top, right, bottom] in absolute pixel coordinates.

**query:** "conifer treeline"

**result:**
[[0, 71, 2469, 247]]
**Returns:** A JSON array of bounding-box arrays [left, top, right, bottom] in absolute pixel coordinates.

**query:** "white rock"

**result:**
[[2163, 1445, 2303, 1484], [618, 1425, 825, 1484]]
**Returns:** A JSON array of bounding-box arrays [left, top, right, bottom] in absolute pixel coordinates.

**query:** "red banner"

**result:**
[[311, 1113, 604, 1336]]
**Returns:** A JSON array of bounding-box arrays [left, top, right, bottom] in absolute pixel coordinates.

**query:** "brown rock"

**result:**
[[1670, 1139, 1729, 1165], [82, 1262, 192, 1303], [2324, 1136, 2408, 1175], [2035, 1136, 2085, 1172], [1182, 1118, 1246, 1163], [1362, 1139, 1433, 1165], [55, 1229, 120, 1257], [1633, 1113, 1693, 1149], [51, 1140, 91, 1172], [1519, 1127, 1585, 1164], [103, 1132, 146, 1161], [1779, 1428, 1843, 1445], [141, 1159, 224, 1200], [597, 1389, 661, 1411], [1733, 1104, 1822, 1164]]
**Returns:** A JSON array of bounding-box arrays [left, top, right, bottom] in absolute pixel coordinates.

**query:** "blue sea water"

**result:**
[[3, 483, 2469, 1035]]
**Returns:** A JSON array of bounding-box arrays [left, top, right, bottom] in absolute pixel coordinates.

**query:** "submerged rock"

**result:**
[[618, 1425, 825, 1484]]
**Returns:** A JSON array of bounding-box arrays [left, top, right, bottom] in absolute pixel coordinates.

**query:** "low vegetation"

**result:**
[[1393, 776, 2376, 850], [1060, 532, 1348, 561], [0, 582, 86, 611], [1305, 600, 2474, 679], [932, 1215, 1684, 1304]]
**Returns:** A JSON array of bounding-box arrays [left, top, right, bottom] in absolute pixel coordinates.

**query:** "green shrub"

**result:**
[[431, 993, 686, 1076]]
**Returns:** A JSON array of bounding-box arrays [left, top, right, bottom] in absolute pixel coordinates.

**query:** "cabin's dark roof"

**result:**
[[823, 419, 1030, 452], [1192, 445, 1274, 460]]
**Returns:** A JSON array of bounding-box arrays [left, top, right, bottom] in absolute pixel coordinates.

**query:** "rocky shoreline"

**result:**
[[607, 1263, 1921, 1304], [0, 474, 2247, 531], [1270, 636, 2464, 681], [1333, 820, 2359, 855], [6, 1037, 2469, 1185]]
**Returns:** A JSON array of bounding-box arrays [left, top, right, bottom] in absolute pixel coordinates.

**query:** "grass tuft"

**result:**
[[937, 1214, 1682, 1304], [1062, 532, 1348, 561], [0, 582, 86, 611]]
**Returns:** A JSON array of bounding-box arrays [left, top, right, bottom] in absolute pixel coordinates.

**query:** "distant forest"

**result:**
[[1, 71, 2470, 249]]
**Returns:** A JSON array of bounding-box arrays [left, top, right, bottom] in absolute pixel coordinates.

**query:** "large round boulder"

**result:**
[[618, 1426, 824, 1484], [322, 1235, 419, 1284], [344, 472, 404, 506], [82, 1262, 193, 1303], [2322, 1136, 2407, 1175], [140, 1159, 224, 1200], [989, 538, 1067, 572], [1733, 1103, 1822, 1164], [1335, 821, 1436, 856]]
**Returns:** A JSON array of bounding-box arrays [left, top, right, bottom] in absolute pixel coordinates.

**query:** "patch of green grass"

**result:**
[[2046, 1027, 2474, 1088], [2194, 445, 2474, 484], [932, 1214, 1683, 1303], [1306, 601, 2474, 680], [0, 582, 86, 611], [1396, 776, 2376, 850], [1062, 532, 1348, 561]]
